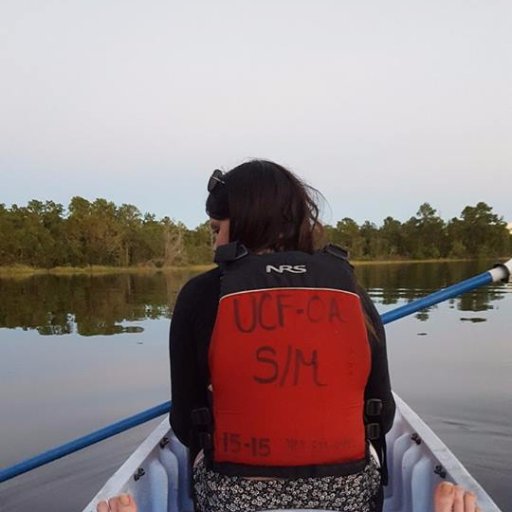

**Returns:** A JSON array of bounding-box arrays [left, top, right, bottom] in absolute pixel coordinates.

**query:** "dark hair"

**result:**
[[206, 160, 324, 253]]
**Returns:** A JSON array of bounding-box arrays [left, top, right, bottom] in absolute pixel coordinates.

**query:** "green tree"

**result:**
[[333, 218, 364, 259], [66, 196, 93, 266], [183, 221, 213, 264], [67, 197, 124, 266], [379, 216, 404, 257], [402, 203, 445, 259], [0, 203, 17, 265], [27, 200, 67, 267], [360, 220, 380, 259], [163, 218, 187, 266], [446, 218, 467, 258], [135, 213, 163, 264], [0, 202, 65, 266], [457, 202, 509, 257], [116, 204, 143, 266]]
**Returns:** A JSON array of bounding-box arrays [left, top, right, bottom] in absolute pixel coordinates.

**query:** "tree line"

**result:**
[[0, 198, 510, 268]]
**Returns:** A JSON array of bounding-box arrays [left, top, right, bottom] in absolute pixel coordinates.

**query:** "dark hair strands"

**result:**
[[206, 160, 324, 253]]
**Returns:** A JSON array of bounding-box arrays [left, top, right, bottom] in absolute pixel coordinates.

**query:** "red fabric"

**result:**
[[209, 288, 370, 466]]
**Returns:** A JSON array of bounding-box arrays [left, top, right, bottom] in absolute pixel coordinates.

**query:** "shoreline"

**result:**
[[0, 257, 493, 278], [0, 264, 215, 277]]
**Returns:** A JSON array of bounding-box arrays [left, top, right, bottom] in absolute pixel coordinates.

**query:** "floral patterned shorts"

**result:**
[[193, 456, 381, 512]]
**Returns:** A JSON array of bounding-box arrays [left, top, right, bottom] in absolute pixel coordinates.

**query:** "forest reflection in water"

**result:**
[[0, 270, 193, 336], [0, 260, 507, 335], [357, 260, 507, 320]]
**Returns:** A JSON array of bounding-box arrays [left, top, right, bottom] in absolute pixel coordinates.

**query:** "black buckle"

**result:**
[[199, 432, 213, 451], [366, 423, 381, 440], [191, 407, 212, 427], [366, 399, 383, 417]]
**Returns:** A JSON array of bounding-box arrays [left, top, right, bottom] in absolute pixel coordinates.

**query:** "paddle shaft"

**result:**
[[381, 260, 510, 324], [0, 259, 510, 484]]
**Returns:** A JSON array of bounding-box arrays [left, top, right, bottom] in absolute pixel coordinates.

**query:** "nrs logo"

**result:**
[[265, 264, 307, 274]]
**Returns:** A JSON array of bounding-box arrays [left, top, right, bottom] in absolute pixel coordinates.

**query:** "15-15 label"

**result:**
[[221, 433, 271, 457]]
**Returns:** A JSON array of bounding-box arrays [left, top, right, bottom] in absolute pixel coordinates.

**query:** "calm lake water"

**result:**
[[0, 261, 511, 511]]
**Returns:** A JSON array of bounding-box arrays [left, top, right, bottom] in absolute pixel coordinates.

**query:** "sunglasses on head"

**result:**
[[207, 169, 225, 193]]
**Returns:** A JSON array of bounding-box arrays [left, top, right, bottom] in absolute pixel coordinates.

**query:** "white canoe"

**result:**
[[83, 394, 502, 512]]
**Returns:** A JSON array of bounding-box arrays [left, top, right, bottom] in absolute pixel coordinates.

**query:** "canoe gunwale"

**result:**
[[84, 419, 171, 511], [391, 394, 501, 511]]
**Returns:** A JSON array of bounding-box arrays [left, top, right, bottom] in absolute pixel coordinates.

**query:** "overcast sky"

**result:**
[[1, 1, 511, 228]]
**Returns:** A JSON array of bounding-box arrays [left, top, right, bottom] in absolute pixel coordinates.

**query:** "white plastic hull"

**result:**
[[83, 394, 501, 512]]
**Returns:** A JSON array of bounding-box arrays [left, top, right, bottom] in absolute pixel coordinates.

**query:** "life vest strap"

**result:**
[[214, 242, 249, 264], [191, 407, 214, 459], [364, 398, 388, 486], [366, 423, 381, 440], [323, 244, 349, 262], [191, 407, 212, 428]]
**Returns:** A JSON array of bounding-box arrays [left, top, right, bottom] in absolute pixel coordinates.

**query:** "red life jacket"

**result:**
[[207, 244, 371, 478]]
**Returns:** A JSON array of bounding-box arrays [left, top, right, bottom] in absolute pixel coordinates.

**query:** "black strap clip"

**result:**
[[199, 432, 213, 452], [191, 407, 212, 428], [366, 423, 381, 441], [366, 398, 383, 417]]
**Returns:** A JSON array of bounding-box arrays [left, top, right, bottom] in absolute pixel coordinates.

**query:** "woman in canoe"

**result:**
[[166, 160, 394, 512], [95, 161, 486, 512]]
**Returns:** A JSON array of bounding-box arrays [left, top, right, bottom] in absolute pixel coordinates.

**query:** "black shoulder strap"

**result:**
[[214, 242, 249, 264], [322, 244, 355, 272], [323, 244, 349, 261]]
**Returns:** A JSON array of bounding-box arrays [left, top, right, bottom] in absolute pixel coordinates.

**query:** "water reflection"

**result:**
[[0, 271, 193, 336], [0, 261, 509, 335], [356, 260, 509, 322]]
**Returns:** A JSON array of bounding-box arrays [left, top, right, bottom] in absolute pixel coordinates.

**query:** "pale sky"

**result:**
[[1, 0, 511, 228]]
